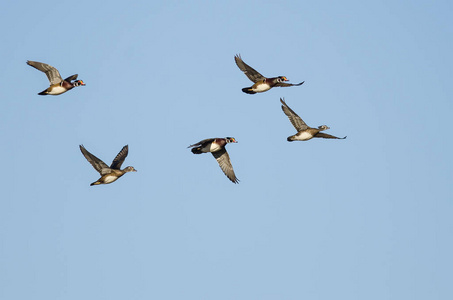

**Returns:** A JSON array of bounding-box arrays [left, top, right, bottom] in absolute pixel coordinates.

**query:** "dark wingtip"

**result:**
[[231, 178, 240, 184]]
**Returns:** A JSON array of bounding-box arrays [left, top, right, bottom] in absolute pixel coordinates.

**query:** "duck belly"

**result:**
[[252, 83, 271, 93], [295, 131, 314, 141], [103, 175, 119, 184], [47, 86, 67, 95]]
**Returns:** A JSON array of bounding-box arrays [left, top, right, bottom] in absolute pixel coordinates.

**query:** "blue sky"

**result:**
[[1, 0, 452, 299]]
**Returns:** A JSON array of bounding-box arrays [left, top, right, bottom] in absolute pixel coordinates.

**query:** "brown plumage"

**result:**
[[280, 98, 347, 141], [79, 145, 137, 186]]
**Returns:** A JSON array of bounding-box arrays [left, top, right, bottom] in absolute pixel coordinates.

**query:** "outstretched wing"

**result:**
[[187, 138, 215, 148], [27, 61, 63, 85], [110, 145, 129, 169], [212, 148, 239, 184], [64, 74, 78, 82], [234, 54, 266, 83], [275, 81, 305, 87], [314, 133, 347, 139], [79, 145, 111, 175], [280, 98, 308, 131]]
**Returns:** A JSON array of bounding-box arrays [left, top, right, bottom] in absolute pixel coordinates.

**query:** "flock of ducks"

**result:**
[[27, 55, 346, 185]]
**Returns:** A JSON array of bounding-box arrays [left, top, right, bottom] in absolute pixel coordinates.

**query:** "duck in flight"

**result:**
[[188, 137, 239, 184], [27, 60, 85, 95], [79, 145, 136, 186], [280, 98, 346, 141], [234, 54, 304, 94]]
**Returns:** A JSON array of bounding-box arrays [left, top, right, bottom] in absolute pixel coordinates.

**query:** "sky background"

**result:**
[[1, 0, 452, 299]]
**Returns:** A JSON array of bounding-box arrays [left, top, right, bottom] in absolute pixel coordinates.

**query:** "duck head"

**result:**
[[226, 137, 238, 143], [124, 166, 137, 172]]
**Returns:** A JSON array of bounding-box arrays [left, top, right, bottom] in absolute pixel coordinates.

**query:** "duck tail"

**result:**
[[242, 87, 256, 94], [90, 181, 100, 186], [191, 147, 203, 154], [38, 89, 47, 95]]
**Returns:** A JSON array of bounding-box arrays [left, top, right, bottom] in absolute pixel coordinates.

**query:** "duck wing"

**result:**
[[64, 74, 78, 82], [212, 148, 239, 184], [275, 81, 305, 87], [27, 61, 63, 85], [187, 138, 215, 148], [79, 145, 111, 175], [110, 145, 129, 169], [234, 54, 265, 83], [314, 133, 347, 139], [280, 98, 308, 131]]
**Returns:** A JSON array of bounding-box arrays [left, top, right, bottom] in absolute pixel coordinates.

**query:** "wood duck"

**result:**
[[79, 145, 137, 186], [234, 54, 304, 94], [280, 98, 347, 141], [27, 60, 85, 95], [188, 137, 239, 184]]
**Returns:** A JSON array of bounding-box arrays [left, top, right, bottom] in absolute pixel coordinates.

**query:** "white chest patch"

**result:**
[[254, 84, 271, 93], [209, 143, 222, 152], [103, 175, 119, 184], [295, 131, 314, 141], [47, 86, 67, 95]]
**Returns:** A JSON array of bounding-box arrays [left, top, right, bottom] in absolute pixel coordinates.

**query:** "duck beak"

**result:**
[[81, 80, 86, 86]]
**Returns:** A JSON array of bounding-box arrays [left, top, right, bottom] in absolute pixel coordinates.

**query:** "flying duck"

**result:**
[[188, 137, 239, 184], [234, 54, 304, 94], [27, 60, 85, 95], [79, 145, 136, 186], [280, 98, 346, 141]]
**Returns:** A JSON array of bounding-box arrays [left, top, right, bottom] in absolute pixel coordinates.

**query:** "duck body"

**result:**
[[27, 60, 85, 96], [90, 169, 129, 186], [79, 145, 137, 186], [235, 54, 304, 94], [242, 77, 287, 94], [191, 138, 227, 154], [38, 78, 82, 95], [188, 137, 239, 184], [288, 130, 316, 141]]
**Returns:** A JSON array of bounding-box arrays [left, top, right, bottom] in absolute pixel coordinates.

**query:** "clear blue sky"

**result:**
[[1, 1, 452, 299]]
